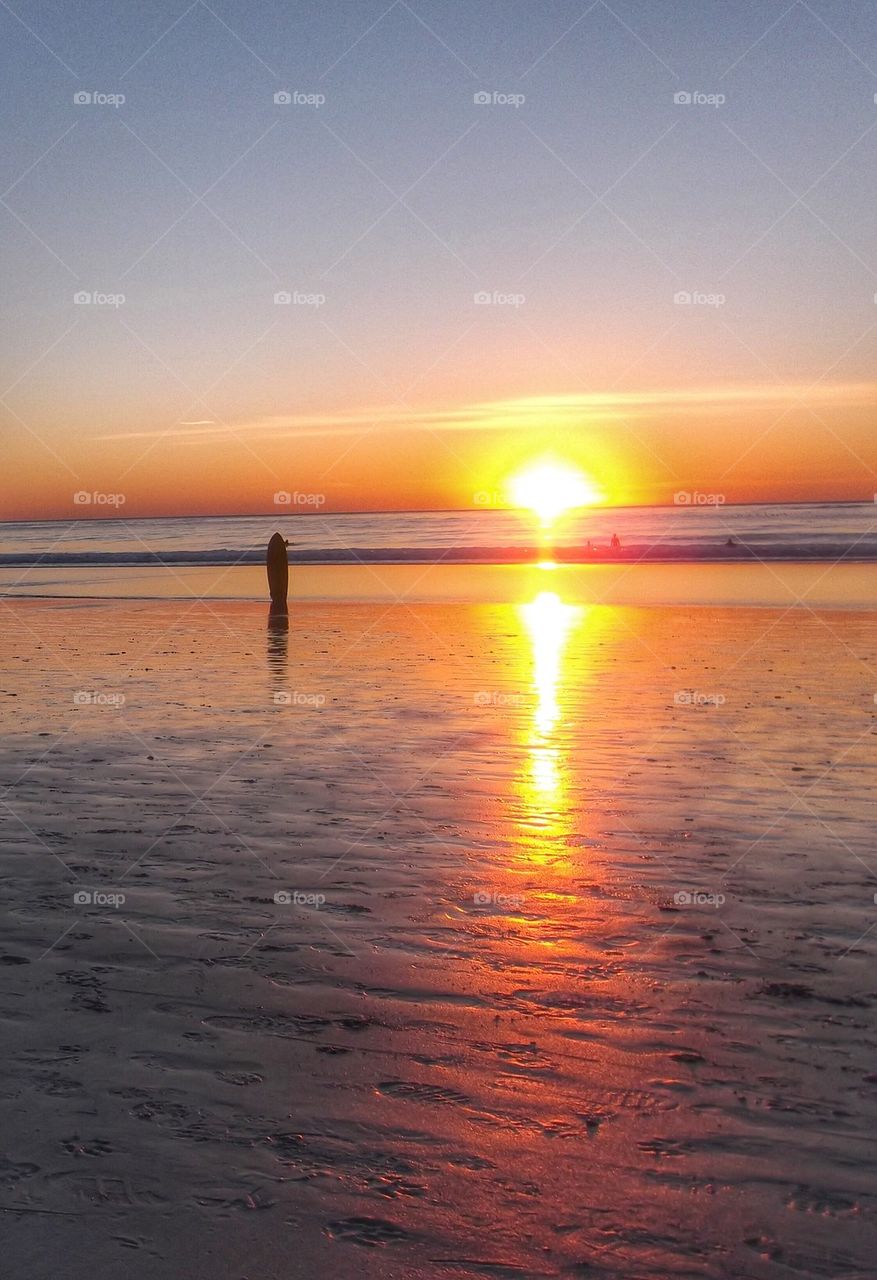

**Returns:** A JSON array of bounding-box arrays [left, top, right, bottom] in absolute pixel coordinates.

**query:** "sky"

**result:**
[[2, 0, 877, 519]]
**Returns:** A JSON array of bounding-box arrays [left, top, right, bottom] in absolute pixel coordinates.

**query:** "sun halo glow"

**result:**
[[509, 461, 602, 524]]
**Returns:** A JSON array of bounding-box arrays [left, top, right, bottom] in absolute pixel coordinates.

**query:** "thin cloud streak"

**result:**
[[94, 383, 877, 444]]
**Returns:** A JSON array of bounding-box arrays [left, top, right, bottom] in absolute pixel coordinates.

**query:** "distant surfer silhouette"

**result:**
[[267, 532, 289, 612], [610, 532, 621, 550]]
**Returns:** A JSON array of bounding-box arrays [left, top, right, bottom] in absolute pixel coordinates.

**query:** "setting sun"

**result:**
[[509, 462, 602, 524]]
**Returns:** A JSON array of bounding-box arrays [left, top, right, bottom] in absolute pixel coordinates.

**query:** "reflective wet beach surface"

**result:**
[[2, 597, 876, 1278]]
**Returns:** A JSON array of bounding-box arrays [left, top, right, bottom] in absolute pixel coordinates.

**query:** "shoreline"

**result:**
[[2, 560, 875, 609]]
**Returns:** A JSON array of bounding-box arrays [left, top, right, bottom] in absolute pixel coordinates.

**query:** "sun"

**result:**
[[509, 461, 602, 524]]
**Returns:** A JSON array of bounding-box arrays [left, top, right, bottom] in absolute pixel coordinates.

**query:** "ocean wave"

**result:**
[[1, 542, 875, 567]]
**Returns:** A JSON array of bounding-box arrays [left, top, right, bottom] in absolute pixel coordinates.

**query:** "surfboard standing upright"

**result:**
[[267, 532, 289, 611]]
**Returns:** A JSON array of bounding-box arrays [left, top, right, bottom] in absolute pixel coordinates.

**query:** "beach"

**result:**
[[2, 590, 876, 1278], [6, 0, 877, 1270]]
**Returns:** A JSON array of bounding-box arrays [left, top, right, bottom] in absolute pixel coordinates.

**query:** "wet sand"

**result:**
[[2, 596, 877, 1278], [2, 558, 876, 608]]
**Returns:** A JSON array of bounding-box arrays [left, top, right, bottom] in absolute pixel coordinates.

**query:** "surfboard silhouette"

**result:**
[[267, 532, 289, 608]]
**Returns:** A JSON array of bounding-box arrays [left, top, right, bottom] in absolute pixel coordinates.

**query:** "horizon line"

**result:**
[[0, 497, 873, 526]]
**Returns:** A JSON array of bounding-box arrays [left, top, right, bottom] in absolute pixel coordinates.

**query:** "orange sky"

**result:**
[[5, 0, 877, 523], [4, 381, 877, 520]]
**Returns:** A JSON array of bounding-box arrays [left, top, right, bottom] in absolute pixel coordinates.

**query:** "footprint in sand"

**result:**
[[377, 1079, 471, 1107], [61, 1136, 113, 1158], [0, 1157, 39, 1185], [325, 1216, 413, 1247]]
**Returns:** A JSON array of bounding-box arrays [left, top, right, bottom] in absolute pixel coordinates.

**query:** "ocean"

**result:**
[[1, 501, 875, 570]]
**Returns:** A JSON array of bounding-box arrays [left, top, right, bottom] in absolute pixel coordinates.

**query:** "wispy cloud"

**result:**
[[94, 383, 877, 444]]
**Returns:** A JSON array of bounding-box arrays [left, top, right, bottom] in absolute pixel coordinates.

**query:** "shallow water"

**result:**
[[2, 597, 876, 1278]]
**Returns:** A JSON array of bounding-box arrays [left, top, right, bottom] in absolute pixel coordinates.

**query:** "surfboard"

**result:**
[[267, 532, 289, 607]]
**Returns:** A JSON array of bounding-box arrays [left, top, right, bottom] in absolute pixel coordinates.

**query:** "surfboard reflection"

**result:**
[[267, 606, 289, 682]]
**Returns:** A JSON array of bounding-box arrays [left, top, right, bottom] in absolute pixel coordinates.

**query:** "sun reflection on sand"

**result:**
[[521, 591, 582, 738], [516, 590, 585, 858]]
